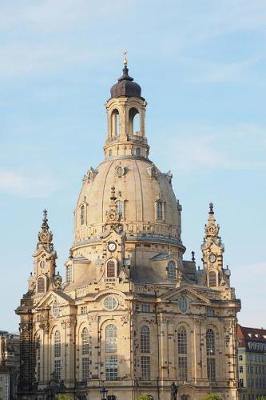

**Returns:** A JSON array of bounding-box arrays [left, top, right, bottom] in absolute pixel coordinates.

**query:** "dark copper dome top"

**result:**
[[110, 65, 142, 98]]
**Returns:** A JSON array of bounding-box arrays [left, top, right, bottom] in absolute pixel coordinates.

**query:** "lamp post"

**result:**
[[100, 386, 108, 400]]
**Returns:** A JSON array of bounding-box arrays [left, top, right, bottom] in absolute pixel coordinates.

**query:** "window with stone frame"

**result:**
[[66, 265, 72, 283], [177, 327, 188, 381], [54, 359, 61, 381], [141, 355, 151, 380], [80, 204, 85, 225], [206, 328, 216, 381], [105, 355, 118, 380], [37, 277, 45, 293], [54, 330, 61, 381], [82, 357, 90, 381], [105, 324, 117, 353], [106, 260, 116, 278], [54, 331, 61, 358], [140, 326, 150, 353], [116, 200, 124, 219], [156, 201, 164, 221], [167, 260, 176, 280]]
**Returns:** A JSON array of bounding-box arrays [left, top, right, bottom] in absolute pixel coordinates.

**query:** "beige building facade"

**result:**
[[16, 62, 241, 400]]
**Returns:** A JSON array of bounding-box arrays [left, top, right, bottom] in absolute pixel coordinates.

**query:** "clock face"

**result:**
[[209, 253, 217, 263], [108, 241, 117, 252]]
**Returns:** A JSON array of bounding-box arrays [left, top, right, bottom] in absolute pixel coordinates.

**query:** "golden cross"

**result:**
[[123, 50, 128, 66]]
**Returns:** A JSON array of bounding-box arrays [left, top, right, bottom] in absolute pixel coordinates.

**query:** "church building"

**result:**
[[16, 60, 241, 400]]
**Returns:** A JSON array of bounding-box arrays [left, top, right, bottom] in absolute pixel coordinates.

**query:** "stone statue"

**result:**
[[170, 382, 178, 400]]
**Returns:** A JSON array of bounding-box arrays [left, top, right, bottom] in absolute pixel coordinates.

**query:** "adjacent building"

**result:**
[[237, 325, 266, 400], [16, 62, 241, 400], [0, 330, 20, 399]]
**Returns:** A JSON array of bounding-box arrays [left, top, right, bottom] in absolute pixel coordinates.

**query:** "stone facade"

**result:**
[[16, 62, 241, 400], [0, 330, 20, 399]]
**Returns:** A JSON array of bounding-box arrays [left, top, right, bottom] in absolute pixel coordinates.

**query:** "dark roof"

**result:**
[[110, 65, 142, 98]]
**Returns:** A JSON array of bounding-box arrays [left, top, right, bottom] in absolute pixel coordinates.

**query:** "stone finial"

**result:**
[[37, 209, 53, 249], [191, 251, 195, 262]]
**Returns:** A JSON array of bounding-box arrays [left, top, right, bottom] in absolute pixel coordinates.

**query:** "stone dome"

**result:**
[[110, 65, 142, 98], [74, 157, 181, 246]]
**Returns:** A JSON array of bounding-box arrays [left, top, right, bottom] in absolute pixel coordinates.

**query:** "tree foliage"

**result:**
[[137, 394, 153, 400], [202, 394, 222, 400]]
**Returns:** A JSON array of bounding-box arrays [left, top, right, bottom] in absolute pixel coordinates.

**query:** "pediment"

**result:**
[[34, 290, 74, 310], [159, 285, 211, 305]]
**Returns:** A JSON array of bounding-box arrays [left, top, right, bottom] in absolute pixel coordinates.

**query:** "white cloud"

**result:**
[[0, 169, 59, 198], [154, 123, 266, 173]]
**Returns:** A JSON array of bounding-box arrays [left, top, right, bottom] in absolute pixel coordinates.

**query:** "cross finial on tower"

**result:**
[[123, 50, 128, 67], [42, 209, 49, 230], [209, 202, 214, 214]]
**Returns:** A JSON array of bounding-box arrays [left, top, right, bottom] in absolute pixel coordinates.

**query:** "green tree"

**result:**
[[55, 394, 74, 400], [202, 394, 222, 400], [137, 394, 153, 400], [257, 397, 266, 400]]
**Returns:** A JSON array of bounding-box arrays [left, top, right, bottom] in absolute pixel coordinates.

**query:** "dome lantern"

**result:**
[[104, 58, 148, 161]]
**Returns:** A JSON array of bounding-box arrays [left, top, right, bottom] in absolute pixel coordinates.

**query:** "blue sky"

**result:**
[[0, 0, 265, 332]]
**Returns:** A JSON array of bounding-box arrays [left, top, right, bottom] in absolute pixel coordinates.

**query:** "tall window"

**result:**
[[156, 201, 164, 221], [106, 260, 115, 278], [141, 355, 151, 380], [177, 327, 187, 381], [105, 324, 117, 353], [141, 326, 150, 353], [111, 109, 120, 137], [116, 200, 124, 219], [66, 265, 72, 283], [81, 327, 90, 381], [37, 277, 45, 293], [54, 331, 61, 381], [167, 261, 176, 280], [135, 147, 141, 157], [106, 355, 118, 380], [54, 331, 61, 358], [129, 107, 140, 135], [36, 336, 40, 381], [206, 329, 216, 381], [80, 204, 85, 225]]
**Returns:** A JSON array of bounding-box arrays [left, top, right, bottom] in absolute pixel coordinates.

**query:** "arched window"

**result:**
[[177, 327, 187, 381], [106, 260, 115, 278], [140, 326, 150, 353], [167, 261, 176, 280], [54, 330, 61, 381], [156, 201, 164, 221], [129, 107, 140, 135], [80, 204, 85, 225], [37, 277, 45, 293], [81, 327, 90, 381], [109, 149, 112, 158], [111, 109, 120, 137], [209, 271, 217, 287], [105, 324, 117, 353], [206, 329, 216, 381]]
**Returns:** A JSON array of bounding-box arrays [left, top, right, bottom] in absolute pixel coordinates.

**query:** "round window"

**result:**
[[103, 296, 118, 311]]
